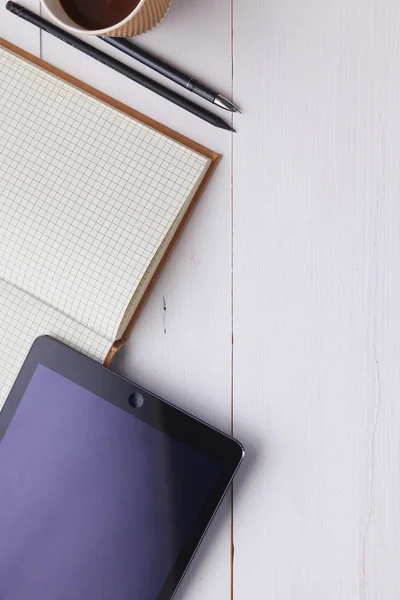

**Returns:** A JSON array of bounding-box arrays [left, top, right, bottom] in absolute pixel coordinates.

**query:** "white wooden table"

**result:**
[[2, 0, 399, 597]]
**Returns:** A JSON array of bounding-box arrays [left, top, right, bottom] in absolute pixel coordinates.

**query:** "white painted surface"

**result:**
[[1, 0, 400, 597]]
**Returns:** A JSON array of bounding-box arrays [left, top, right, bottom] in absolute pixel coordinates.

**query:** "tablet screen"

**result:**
[[0, 364, 221, 600]]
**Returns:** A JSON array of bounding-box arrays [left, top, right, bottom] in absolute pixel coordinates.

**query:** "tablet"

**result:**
[[0, 336, 243, 600]]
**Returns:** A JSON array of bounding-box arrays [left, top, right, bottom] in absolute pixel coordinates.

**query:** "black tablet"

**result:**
[[0, 336, 243, 600]]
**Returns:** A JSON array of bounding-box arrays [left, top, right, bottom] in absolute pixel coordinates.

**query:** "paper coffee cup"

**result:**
[[41, 0, 172, 36]]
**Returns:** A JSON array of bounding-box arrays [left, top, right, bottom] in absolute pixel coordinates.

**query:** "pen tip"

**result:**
[[214, 95, 241, 113]]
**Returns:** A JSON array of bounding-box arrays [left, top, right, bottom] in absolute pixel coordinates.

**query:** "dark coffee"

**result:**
[[60, 0, 140, 29]]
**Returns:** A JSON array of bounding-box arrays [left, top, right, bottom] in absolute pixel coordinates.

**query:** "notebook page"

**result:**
[[0, 46, 211, 341], [0, 279, 112, 410]]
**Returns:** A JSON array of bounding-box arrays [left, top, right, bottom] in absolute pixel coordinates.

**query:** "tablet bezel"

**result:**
[[0, 336, 244, 600]]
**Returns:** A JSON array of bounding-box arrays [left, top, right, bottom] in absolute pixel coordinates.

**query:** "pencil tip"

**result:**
[[217, 119, 235, 132]]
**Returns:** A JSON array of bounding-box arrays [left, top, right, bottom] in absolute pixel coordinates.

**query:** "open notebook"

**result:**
[[0, 40, 219, 408]]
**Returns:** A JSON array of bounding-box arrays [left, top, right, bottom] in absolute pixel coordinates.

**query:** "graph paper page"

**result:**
[[0, 279, 112, 409], [0, 45, 211, 342]]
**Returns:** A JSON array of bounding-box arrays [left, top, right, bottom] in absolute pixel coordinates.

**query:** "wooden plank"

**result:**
[[231, 0, 399, 597], [361, 2, 400, 596], [40, 1, 234, 599]]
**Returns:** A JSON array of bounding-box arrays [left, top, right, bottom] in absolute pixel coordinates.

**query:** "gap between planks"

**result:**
[[229, 1, 235, 600]]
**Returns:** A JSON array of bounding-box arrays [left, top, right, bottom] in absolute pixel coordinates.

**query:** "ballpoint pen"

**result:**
[[100, 36, 241, 113]]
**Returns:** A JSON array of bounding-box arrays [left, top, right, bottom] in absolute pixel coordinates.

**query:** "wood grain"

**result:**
[[232, 0, 400, 598], [4, 0, 400, 597]]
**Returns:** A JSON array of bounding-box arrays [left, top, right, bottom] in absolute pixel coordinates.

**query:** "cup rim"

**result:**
[[41, 0, 147, 35]]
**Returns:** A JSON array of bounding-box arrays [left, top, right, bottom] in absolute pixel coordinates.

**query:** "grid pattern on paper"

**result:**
[[0, 46, 211, 343], [0, 278, 112, 410]]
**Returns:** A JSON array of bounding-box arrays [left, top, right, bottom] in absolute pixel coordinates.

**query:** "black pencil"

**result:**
[[6, 1, 234, 132]]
